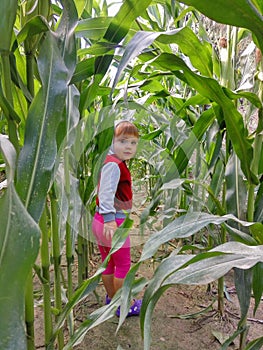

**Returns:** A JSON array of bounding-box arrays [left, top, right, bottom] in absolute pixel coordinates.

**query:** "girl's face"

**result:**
[[113, 133, 138, 161]]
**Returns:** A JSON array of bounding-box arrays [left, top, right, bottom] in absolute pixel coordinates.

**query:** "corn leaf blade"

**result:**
[[0, 136, 40, 350]]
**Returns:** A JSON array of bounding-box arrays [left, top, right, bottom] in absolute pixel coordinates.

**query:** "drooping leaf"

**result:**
[[0, 0, 17, 51], [103, 0, 153, 43], [153, 53, 258, 185], [56, 0, 78, 76], [0, 136, 40, 350], [112, 27, 213, 93], [179, 0, 263, 52], [17, 16, 50, 43], [163, 243, 263, 285], [140, 212, 255, 261], [70, 58, 95, 84], [16, 32, 68, 222], [84, 0, 152, 107], [141, 243, 263, 349]]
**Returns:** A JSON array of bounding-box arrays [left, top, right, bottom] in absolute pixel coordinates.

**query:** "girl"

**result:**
[[92, 121, 141, 316]]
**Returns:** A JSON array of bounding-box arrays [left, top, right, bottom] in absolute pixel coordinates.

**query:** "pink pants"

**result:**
[[92, 212, 131, 279]]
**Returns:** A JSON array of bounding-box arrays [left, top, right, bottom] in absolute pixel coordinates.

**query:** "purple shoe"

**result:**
[[116, 299, 142, 317], [105, 295, 111, 305]]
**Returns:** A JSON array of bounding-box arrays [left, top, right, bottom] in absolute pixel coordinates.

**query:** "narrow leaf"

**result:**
[[175, 108, 215, 173], [153, 53, 257, 184], [164, 244, 263, 285], [244, 336, 263, 350], [225, 154, 247, 219], [75, 17, 112, 40], [179, 0, 263, 52], [103, 0, 152, 43], [140, 212, 255, 261], [16, 32, 68, 222], [17, 16, 49, 43], [252, 262, 263, 314], [234, 268, 252, 326], [112, 27, 213, 93], [0, 0, 17, 51], [0, 136, 40, 350]]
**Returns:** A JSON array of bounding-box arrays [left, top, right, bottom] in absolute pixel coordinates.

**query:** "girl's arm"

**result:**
[[98, 162, 120, 221], [98, 162, 120, 239]]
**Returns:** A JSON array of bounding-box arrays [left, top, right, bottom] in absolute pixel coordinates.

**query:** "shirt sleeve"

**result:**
[[98, 162, 120, 222]]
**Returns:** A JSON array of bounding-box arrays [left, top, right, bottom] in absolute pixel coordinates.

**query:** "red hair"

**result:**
[[114, 121, 139, 138]]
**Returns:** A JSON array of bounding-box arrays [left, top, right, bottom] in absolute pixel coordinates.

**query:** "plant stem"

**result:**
[[40, 204, 53, 349], [25, 273, 35, 350], [50, 192, 64, 349], [1, 52, 19, 152], [66, 222, 73, 301], [77, 233, 84, 286], [217, 276, 225, 316]]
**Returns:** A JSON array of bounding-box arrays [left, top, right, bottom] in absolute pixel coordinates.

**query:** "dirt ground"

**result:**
[[34, 246, 263, 350], [34, 189, 263, 350]]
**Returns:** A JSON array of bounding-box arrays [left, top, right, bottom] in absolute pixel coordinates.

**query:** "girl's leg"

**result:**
[[111, 242, 131, 295], [113, 277, 125, 295], [92, 214, 131, 298], [102, 274, 115, 299]]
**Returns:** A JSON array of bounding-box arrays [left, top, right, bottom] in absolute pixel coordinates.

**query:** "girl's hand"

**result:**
[[103, 221, 117, 240]]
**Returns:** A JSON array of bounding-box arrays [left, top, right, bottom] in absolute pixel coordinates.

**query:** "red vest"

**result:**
[[96, 154, 132, 211]]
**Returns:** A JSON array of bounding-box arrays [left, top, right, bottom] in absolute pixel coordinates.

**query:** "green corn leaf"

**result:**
[[16, 32, 68, 222], [140, 254, 192, 345], [166, 244, 263, 285], [142, 285, 171, 350], [0, 136, 40, 350], [78, 42, 119, 55], [103, 0, 152, 43], [0, 80, 21, 123], [141, 243, 263, 349], [17, 16, 50, 43], [74, 0, 88, 17], [252, 262, 263, 313], [0, 0, 17, 51], [244, 336, 263, 350], [174, 107, 216, 174], [234, 268, 253, 326], [140, 212, 255, 261], [179, 0, 263, 52], [85, 0, 152, 106], [157, 27, 213, 76], [70, 58, 95, 84], [112, 27, 213, 93], [153, 53, 258, 185], [223, 88, 262, 109], [51, 217, 135, 348], [225, 154, 247, 219], [254, 182, 263, 222], [75, 17, 113, 40], [56, 0, 78, 75], [207, 159, 224, 212], [223, 223, 258, 245]]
